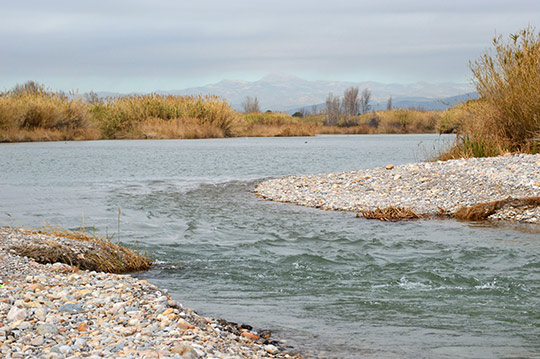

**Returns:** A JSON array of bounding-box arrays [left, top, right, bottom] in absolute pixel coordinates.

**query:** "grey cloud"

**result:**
[[1, 0, 539, 92]]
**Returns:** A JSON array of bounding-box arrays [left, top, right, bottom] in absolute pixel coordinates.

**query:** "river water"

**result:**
[[1, 135, 539, 358]]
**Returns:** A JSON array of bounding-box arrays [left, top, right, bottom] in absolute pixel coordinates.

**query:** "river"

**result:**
[[1, 134, 538, 358]]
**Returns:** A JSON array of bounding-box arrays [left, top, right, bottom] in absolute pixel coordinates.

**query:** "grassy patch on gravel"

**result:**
[[7, 227, 152, 273]]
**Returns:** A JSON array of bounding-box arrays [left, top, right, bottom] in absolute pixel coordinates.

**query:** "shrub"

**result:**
[[0, 88, 91, 131], [93, 94, 239, 139], [468, 27, 540, 151], [366, 113, 380, 129]]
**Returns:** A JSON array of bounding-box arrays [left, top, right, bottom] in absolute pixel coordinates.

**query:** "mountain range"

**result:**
[[94, 73, 477, 112]]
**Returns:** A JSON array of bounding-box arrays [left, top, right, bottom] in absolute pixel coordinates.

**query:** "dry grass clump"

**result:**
[[0, 127, 101, 143], [453, 197, 540, 221], [93, 94, 240, 139], [469, 27, 540, 152], [133, 117, 226, 139], [0, 82, 94, 142], [238, 112, 317, 137], [310, 110, 441, 135], [439, 27, 540, 159], [9, 227, 152, 273], [318, 125, 371, 134], [436, 133, 506, 161], [358, 206, 424, 221], [375, 110, 439, 133]]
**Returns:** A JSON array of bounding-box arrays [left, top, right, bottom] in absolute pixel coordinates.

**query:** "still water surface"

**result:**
[[1, 135, 539, 358]]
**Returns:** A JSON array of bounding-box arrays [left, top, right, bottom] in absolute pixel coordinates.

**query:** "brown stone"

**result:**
[[241, 331, 260, 340], [28, 283, 46, 292], [175, 319, 195, 330], [162, 308, 174, 316], [77, 322, 89, 332]]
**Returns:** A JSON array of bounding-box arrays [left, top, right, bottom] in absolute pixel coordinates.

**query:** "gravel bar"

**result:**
[[0, 228, 300, 359], [255, 154, 540, 224]]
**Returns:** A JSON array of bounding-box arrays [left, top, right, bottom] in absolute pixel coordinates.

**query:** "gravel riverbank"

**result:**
[[255, 154, 540, 224], [0, 229, 300, 359]]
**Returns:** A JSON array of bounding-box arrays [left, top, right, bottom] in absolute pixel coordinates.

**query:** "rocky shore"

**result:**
[[255, 154, 540, 224], [0, 229, 300, 359]]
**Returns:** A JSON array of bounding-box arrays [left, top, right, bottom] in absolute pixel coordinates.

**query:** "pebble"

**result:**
[[255, 153, 540, 223], [0, 229, 300, 359]]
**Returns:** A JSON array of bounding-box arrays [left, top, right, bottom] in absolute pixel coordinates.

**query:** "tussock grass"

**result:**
[[0, 84, 94, 142], [470, 27, 540, 151], [454, 197, 540, 221], [9, 227, 152, 273], [0, 127, 101, 143], [133, 117, 226, 139], [436, 134, 506, 161], [93, 94, 239, 139], [318, 125, 370, 134], [375, 110, 439, 134], [358, 206, 423, 221], [238, 112, 317, 137], [439, 27, 540, 159]]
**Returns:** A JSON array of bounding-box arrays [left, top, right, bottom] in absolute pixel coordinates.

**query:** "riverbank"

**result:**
[[255, 153, 540, 224], [0, 229, 300, 358], [1, 82, 453, 143]]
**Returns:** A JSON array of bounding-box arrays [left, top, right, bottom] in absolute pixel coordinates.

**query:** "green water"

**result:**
[[1, 135, 538, 358]]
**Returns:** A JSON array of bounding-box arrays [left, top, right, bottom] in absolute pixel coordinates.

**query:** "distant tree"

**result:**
[[360, 88, 372, 114], [342, 87, 360, 116], [11, 81, 47, 97], [408, 105, 426, 112], [292, 111, 304, 118], [311, 104, 318, 115], [386, 96, 393, 111], [325, 93, 341, 126], [242, 96, 260, 113], [85, 91, 101, 104], [265, 109, 273, 113]]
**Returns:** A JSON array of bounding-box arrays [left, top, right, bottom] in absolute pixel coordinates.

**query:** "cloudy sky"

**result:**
[[1, 0, 539, 92]]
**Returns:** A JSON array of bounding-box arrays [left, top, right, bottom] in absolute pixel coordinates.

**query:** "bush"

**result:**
[[469, 27, 540, 151], [93, 94, 239, 139], [366, 113, 380, 129]]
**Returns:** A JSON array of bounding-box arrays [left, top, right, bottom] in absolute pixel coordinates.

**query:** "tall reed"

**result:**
[[0, 83, 95, 142], [468, 27, 540, 152], [92, 94, 239, 139]]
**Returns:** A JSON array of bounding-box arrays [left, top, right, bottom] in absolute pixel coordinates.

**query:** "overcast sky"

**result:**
[[1, 0, 539, 92]]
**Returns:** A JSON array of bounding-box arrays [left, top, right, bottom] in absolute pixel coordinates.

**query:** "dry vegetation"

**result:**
[[453, 197, 540, 221], [358, 206, 424, 221], [5, 227, 152, 273], [2, 27, 537, 149], [438, 27, 540, 159], [91, 94, 240, 139], [238, 112, 317, 137], [0, 82, 459, 143], [0, 82, 100, 142], [0, 84, 242, 142]]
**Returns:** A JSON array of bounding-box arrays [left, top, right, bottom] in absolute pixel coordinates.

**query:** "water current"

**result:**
[[1, 135, 539, 358]]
